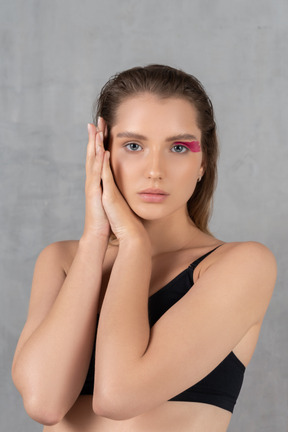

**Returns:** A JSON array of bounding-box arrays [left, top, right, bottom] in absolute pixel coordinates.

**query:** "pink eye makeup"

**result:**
[[174, 141, 201, 153]]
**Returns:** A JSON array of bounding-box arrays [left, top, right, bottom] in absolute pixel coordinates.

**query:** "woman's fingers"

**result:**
[[85, 124, 105, 197], [83, 123, 110, 239], [101, 151, 124, 214], [97, 116, 104, 133], [101, 151, 129, 219], [86, 123, 105, 175], [86, 117, 107, 178], [101, 150, 147, 242], [94, 132, 104, 177], [87, 123, 97, 158], [101, 151, 116, 197], [98, 116, 108, 145]]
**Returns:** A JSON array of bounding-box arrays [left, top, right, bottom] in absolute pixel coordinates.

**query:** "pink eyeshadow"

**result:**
[[174, 141, 201, 152]]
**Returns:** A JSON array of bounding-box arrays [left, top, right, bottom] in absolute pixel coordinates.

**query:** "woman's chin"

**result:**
[[130, 206, 175, 223]]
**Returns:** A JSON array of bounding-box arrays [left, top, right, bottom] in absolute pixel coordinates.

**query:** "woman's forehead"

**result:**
[[112, 94, 200, 132]]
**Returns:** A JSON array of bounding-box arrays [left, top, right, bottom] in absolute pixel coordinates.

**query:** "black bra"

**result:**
[[80, 246, 245, 413]]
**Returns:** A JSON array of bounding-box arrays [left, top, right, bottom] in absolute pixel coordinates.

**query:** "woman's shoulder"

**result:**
[[203, 240, 277, 295], [197, 235, 276, 266], [39, 239, 79, 255], [192, 240, 277, 329], [216, 241, 276, 268], [37, 240, 80, 275]]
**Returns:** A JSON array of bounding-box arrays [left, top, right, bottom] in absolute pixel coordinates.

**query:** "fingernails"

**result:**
[[87, 123, 91, 133]]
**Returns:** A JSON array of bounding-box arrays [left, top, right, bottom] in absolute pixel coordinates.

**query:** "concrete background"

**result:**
[[1, 0, 287, 430]]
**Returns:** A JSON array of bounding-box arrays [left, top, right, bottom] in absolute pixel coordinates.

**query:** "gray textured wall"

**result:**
[[1, 1, 287, 431]]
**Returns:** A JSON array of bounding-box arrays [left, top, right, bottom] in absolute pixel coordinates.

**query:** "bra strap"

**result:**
[[189, 245, 224, 270]]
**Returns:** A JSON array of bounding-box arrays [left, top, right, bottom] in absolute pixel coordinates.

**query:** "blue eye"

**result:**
[[171, 144, 188, 153], [125, 142, 142, 151]]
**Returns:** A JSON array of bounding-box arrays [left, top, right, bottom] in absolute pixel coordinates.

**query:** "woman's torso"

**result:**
[[43, 239, 262, 432]]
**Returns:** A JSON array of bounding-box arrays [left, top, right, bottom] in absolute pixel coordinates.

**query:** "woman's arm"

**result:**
[[12, 123, 109, 425], [94, 237, 152, 403], [12, 238, 107, 425]]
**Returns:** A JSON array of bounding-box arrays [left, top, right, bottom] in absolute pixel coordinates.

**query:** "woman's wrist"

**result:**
[[79, 233, 109, 255], [118, 233, 151, 251]]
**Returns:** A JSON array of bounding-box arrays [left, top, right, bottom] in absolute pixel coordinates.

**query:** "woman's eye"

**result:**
[[171, 144, 188, 153], [124, 142, 142, 151]]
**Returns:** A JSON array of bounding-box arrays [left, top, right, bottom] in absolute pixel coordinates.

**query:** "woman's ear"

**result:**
[[199, 163, 205, 180]]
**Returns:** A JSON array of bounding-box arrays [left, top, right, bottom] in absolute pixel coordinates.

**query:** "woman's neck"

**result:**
[[141, 209, 209, 256]]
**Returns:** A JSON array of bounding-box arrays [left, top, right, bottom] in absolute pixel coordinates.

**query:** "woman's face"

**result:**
[[109, 93, 204, 221]]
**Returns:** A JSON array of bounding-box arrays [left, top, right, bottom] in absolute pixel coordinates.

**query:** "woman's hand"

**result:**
[[82, 121, 110, 241], [99, 121, 150, 247]]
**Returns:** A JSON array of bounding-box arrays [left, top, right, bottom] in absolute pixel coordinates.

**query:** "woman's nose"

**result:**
[[144, 151, 164, 180]]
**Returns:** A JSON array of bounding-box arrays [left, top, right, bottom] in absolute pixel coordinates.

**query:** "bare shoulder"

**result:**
[[216, 241, 277, 279], [189, 240, 277, 337], [204, 241, 277, 306], [36, 240, 79, 275], [29, 240, 80, 308]]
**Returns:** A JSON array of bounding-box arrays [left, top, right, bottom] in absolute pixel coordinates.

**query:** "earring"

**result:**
[[197, 176, 202, 182]]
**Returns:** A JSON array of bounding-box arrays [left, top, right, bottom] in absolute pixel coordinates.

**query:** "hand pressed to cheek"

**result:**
[[101, 151, 148, 243], [82, 124, 111, 240]]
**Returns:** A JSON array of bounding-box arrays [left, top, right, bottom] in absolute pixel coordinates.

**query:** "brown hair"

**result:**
[[93, 64, 219, 234]]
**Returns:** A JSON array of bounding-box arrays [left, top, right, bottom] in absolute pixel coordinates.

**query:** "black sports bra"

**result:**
[[80, 246, 245, 413]]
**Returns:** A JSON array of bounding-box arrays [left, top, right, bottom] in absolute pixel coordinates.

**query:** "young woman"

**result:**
[[12, 65, 276, 432]]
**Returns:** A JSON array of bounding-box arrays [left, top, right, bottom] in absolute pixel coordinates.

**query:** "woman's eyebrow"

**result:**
[[166, 134, 198, 142], [116, 132, 198, 141], [116, 131, 147, 140]]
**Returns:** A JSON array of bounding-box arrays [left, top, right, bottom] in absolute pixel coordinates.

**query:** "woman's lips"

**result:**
[[138, 189, 169, 203]]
